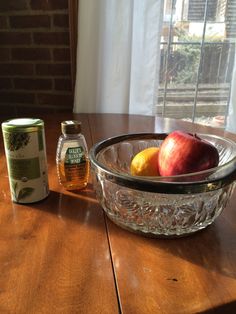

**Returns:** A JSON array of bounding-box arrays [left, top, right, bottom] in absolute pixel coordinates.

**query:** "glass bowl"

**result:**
[[89, 133, 236, 237]]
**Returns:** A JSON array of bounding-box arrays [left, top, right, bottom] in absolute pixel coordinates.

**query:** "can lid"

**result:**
[[61, 120, 81, 134], [2, 118, 44, 132]]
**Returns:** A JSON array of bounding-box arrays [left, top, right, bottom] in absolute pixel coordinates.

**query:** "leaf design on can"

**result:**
[[17, 187, 34, 201], [5, 132, 30, 151]]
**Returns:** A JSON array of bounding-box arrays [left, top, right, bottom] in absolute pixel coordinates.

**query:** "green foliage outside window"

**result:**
[[170, 32, 224, 85]]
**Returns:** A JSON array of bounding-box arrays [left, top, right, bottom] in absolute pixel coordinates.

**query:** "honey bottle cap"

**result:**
[[61, 120, 81, 135]]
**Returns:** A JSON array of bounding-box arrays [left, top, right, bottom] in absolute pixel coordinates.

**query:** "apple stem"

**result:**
[[194, 133, 200, 140]]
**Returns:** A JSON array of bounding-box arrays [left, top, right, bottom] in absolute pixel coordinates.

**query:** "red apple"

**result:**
[[158, 130, 219, 176]]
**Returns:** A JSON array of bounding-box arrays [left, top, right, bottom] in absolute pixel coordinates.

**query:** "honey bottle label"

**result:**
[[64, 146, 86, 181]]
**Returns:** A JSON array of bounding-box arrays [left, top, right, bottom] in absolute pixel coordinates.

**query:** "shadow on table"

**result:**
[[27, 183, 105, 231], [199, 300, 236, 313]]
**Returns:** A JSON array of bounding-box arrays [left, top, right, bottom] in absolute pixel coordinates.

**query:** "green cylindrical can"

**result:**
[[1, 118, 49, 203]]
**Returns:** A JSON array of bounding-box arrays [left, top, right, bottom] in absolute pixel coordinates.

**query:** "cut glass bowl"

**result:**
[[89, 133, 236, 237]]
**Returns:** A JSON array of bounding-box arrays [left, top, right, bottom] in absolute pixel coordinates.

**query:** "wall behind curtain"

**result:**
[[0, 0, 72, 115]]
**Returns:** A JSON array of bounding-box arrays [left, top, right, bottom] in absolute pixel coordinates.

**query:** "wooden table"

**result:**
[[0, 113, 236, 314]]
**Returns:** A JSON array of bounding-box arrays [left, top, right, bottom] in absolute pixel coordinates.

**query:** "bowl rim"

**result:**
[[89, 132, 236, 194]]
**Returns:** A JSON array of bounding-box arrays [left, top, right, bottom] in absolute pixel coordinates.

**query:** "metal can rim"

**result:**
[[1, 118, 44, 133]]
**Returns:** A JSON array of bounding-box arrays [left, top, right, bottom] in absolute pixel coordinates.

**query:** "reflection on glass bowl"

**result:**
[[89, 133, 236, 238]]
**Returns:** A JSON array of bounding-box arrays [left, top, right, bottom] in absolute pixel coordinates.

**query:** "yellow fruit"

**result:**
[[130, 147, 160, 176]]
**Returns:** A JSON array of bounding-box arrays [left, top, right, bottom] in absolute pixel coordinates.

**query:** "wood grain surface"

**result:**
[[0, 113, 119, 314], [1, 113, 236, 313]]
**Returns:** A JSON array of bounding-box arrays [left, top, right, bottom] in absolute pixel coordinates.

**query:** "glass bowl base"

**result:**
[[96, 179, 234, 238]]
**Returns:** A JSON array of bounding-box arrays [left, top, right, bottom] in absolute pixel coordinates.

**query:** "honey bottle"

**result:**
[[56, 120, 89, 190]]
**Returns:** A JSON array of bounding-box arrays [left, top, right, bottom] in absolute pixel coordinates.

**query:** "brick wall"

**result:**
[[0, 0, 73, 115]]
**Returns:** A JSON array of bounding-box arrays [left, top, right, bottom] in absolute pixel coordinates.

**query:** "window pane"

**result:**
[[157, 0, 236, 128]]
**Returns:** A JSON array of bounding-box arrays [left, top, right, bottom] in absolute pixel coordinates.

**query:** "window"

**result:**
[[157, 0, 236, 127]]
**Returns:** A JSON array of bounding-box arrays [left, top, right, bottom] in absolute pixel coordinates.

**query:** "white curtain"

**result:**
[[226, 49, 236, 133], [73, 0, 163, 115]]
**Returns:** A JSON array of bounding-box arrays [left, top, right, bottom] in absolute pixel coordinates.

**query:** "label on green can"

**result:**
[[1, 118, 49, 203]]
